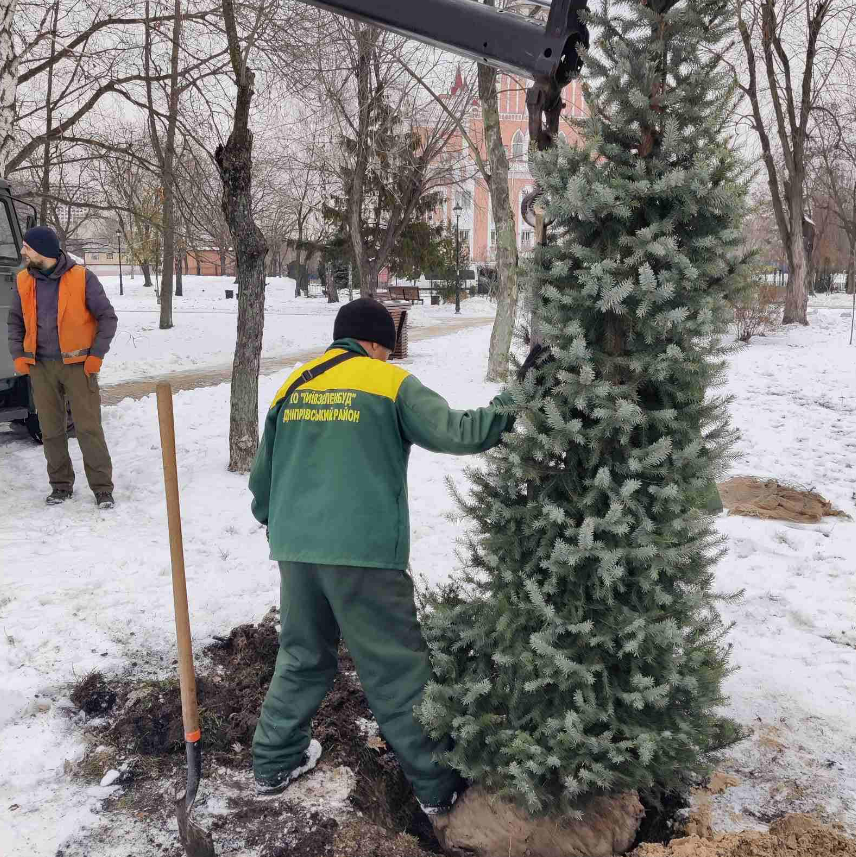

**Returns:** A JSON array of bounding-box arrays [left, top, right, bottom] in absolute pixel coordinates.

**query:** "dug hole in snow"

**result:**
[[1, 298, 856, 855]]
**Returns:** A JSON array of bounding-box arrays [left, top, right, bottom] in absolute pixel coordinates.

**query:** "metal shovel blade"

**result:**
[[175, 740, 215, 857]]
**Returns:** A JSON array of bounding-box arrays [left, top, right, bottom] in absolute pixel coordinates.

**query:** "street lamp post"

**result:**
[[453, 201, 462, 314], [116, 229, 124, 296]]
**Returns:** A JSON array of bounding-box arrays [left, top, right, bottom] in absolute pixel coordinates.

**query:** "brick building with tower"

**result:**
[[432, 68, 586, 271]]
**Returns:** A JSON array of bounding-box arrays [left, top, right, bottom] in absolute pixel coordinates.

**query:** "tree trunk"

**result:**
[[358, 258, 374, 297], [175, 254, 183, 296], [141, 261, 153, 289], [217, 0, 268, 473], [846, 237, 855, 295], [156, 0, 182, 330], [39, 1, 59, 225], [349, 27, 376, 299], [0, 0, 20, 178], [324, 257, 339, 303], [783, 199, 809, 325], [479, 59, 518, 382], [294, 240, 303, 298]]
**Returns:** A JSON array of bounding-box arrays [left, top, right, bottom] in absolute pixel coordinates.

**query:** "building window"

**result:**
[[490, 230, 496, 245], [106, 253, 114, 260], [521, 231, 533, 247], [91, 253, 100, 261], [512, 130, 525, 159], [68, 206, 88, 226], [458, 229, 470, 244]]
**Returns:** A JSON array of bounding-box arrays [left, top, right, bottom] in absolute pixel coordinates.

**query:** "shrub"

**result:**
[[733, 278, 782, 342]]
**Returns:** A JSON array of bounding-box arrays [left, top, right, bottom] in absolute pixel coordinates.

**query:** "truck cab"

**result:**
[[0, 180, 39, 439]]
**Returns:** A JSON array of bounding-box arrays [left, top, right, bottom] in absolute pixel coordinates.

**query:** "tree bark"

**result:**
[[846, 236, 856, 295], [349, 26, 376, 298], [153, 0, 182, 330], [0, 0, 19, 178], [783, 184, 809, 324], [39, 1, 59, 225], [479, 58, 518, 382], [141, 261, 153, 289], [217, 0, 268, 473], [175, 254, 183, 297]]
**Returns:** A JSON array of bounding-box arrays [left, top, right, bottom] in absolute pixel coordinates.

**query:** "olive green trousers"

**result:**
[[252, 562, 459, 806], [28, 360, 113, 494]]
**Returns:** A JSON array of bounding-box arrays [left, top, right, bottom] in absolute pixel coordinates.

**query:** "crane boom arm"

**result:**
[[293, 0, 588, 95]]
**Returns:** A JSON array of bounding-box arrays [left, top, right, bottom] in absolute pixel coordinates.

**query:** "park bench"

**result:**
[[389, 285, 424, 304]]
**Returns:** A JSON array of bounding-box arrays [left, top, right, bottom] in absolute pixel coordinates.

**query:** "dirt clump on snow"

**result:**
[[70, 670, 117, 716], [631, 813, 856, 857], [718, 477, 850, 523], [332, 818, 436, 856]]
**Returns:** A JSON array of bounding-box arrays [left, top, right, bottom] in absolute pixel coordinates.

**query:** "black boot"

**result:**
[[46, 489, 73, 505], [94, 492, 115, 509]]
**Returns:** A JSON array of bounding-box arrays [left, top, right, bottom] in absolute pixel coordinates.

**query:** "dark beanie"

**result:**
[[334, 298, 397, 351], [23, 226, 61, 259]]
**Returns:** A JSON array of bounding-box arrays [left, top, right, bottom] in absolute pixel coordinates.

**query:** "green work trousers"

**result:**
[[253, 562, 459, 807], [28, 360, 114, 494]]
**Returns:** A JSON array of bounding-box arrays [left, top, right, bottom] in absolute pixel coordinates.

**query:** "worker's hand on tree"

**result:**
[[13, 358, 30, 376], [516, 343, 551, 383], [83, 356, 103, 377]]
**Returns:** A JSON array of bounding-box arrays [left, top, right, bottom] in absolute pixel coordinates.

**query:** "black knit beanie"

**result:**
[[334, 298, 397, 351], [23, 226, 61, 259]]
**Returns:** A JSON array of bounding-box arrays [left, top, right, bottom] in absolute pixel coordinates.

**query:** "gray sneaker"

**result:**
[[95, 492, 115, 509], [255, 739, 322, 796], [46, 489, 73, 505]]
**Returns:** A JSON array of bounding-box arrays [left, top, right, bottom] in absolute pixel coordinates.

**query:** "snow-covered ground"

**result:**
[[1, 298, 855, 855], [92, 275, 497, 384]]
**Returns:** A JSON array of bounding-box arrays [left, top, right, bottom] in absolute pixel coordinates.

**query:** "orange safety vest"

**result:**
[[17, 266, 97, 365]]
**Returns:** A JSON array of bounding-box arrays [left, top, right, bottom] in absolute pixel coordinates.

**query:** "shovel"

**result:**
[[156, 382, 216, 857]]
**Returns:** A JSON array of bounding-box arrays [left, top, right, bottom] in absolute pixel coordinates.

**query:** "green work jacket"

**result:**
[[249, 339, 513, 570]]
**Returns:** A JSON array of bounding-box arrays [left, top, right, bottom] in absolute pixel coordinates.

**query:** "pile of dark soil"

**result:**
[[94, 609, 281, 760], [71, 610, 441, 854], [70, 670, 117, 717], [631, 789, 691, 849]]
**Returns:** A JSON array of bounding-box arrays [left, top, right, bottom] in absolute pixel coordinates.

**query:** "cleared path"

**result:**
[[101, 317, 494, 405]]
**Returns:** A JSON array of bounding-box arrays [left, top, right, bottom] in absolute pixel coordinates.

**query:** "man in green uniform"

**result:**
[[249, 298, 513, 814]]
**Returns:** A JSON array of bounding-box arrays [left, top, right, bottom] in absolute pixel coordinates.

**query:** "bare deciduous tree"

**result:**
[[734, 0, 854, 324], [286, 13, 471, 297], [816, 103, 856, 294], [144, 0, 185, 329], [216, 0, 271, 472]]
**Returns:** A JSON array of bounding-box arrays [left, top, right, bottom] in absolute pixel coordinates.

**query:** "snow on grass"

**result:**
[[1, 304, 855, 855], [94, 275, 497, 385]]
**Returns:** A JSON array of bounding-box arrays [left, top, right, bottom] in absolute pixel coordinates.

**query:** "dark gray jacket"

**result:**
[[7, 252, 117, 361]]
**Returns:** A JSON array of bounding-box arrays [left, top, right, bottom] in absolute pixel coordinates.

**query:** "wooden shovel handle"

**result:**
[[156, 382, 201, 742]]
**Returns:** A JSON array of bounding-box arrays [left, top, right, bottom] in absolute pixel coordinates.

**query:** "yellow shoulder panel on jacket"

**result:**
[[303, 357, 410, 401], [270, 351, 410, 409], [270, 350, 346, 409]]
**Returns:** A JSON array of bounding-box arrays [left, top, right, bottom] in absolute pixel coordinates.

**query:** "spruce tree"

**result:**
[[417, 0, 748, 814]]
